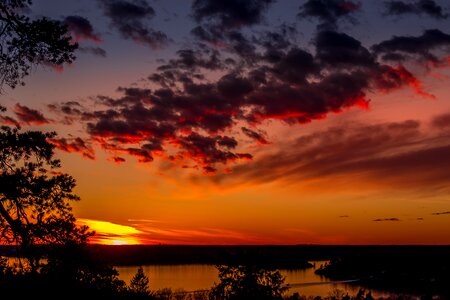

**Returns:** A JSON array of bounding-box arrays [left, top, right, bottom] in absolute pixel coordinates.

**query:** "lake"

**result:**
[[116, 261, 405, 297]]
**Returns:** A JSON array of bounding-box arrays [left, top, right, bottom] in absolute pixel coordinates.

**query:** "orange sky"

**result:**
[[67, 83, 450, 245]]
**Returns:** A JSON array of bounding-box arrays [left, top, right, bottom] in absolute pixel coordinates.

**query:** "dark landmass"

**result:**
[[314, 245, 450, 297], [88, 245, 315, 269], [2, 244, 450, 296]]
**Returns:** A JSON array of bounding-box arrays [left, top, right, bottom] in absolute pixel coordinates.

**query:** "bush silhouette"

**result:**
[[210, 265, 288, 300]]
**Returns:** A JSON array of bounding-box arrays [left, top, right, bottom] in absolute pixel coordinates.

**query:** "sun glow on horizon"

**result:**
[[77, 218, 144, 245]]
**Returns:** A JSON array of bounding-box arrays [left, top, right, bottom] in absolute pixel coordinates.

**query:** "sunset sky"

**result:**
[[1, 0, 450, 245]]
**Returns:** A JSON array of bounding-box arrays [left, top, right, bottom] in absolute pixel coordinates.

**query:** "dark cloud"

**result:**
[[0, 115, 20, 127], [373, 218, 401, 222], [315, 31, 375, 68], [78, 46, 107, 57], [48, 101, 95, 124], [245, 71, 370, 124], [49, 137, 95, 160], [148, 48, 224, 88], [217, 73, 254, 99], [64, 15, 102, 43], [155, 48, 223, 74], [431, 112, 450, 129], [384, 0, 448, 19], [13, 103, 50, 125], [299, 0, 361, 30], [177, 133, 252, 173], [112, 157, 126, 164], [0, 105, 19, 126], [431, 211, 450, 215], [190, 0, 275, 49], [124, 147, 154, 162], [98, 0, 169, 49], [372, 29, 450, 63], [258, 24, 298, 63], [192, 0, 275, 29], [241, 127, 269, 144], [51, 86, 249, 171], [271, 48, 317, 84], [339, 215, 350, 218]]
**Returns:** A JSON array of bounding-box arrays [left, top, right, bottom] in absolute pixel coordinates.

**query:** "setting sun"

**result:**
[[78, 219, 143, 245]]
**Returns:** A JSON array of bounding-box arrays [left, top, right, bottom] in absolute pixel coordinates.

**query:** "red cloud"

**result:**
[[0, 115, 20, 127], [13, 103, 51, 125], [48, 137, 95, 160], [111, 156, 126, 164]]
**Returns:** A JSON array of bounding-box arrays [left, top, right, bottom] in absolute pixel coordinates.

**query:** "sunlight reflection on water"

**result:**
[[116, 261, 393, 297]]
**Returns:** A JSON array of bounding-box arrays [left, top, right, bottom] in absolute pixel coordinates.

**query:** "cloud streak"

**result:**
[[64, 15, 102, 43], [192, 0, 275, 29], [384, 0, 448, 19], [431, 211, 450, 216], [48, 137, 95, 160], [372, 29, 450, 65], [98, 0, 169, 49], [78, 46, 107, 57], [13, 103, 50, 125], [299, 0, 361, 30], [217, 116, 450, 191]]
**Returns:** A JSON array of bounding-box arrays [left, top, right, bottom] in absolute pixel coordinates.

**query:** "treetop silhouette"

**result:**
[[0, 0, 77, 91]]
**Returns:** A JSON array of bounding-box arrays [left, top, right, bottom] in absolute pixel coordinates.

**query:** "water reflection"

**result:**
[[117, 264, 218, 292], [116, 261, 363, 296]]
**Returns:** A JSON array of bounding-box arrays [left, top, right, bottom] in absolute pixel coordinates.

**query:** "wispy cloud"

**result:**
[[48, 137, 95, 160], [13, 103, 51, 125], [64, 15, 102, 43], [431, 211, 450, 216], [216, 115, 450, 192], [373, 218, 401, 222], [299, 0, 361, 30], [98, 0, 169, 49], [383, 0, 448, 19]]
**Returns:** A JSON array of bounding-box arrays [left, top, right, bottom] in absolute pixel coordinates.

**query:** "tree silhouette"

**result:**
[[0, 2, 129, 297], [210, 265, 288, 300], [128, 266, 151, 297], [0, 0, 77, 91], [0, 124, 91, 270]]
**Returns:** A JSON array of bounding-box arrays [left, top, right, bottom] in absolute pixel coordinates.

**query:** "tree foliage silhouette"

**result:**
[[129, 266, 151, 297], [0, 2, 129, 298], [0, 124, 91, 270], [210, 265, 288, 300], [0, 0, 77, 90]]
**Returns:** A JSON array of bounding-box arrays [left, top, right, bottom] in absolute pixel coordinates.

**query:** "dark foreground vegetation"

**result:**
[[0, 254, 445, 300], [88, 244, 314, 269], [2, 245, 450, 299], [315, 246, 450, 298]]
